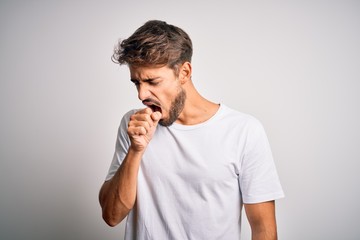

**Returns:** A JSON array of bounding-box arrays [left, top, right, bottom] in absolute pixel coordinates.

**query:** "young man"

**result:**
[[99, 20, 284, 240]]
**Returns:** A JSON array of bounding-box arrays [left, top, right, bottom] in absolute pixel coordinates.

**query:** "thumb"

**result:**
[[151, 111, 162, 124]]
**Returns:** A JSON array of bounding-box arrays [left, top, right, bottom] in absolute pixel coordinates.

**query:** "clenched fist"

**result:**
[[127, 108, 162, 152]]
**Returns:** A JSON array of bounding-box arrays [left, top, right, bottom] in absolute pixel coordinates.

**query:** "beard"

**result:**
[[159, 88, 186, 127]]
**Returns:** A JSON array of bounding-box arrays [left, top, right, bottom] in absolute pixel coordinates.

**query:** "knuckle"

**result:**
[[140, 126, 147, 134]]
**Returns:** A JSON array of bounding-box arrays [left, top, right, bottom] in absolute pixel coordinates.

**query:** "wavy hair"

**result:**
[[112, 20, 193, 73]]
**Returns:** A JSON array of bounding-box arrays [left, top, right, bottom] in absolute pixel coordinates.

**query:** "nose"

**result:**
[[137, 84, 151, 101]]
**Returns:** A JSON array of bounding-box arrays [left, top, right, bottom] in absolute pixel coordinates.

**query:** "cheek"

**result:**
[[158, 93, 173, 111], [157, 81, 181, 107]]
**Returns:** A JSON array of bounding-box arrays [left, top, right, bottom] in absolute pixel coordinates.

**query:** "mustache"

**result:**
[[142, 99, 161, 107]]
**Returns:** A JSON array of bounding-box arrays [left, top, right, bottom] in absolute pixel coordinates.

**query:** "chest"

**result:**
[[141, 127, 246, 188]]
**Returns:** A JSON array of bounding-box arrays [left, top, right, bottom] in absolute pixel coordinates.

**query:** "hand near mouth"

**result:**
[[127, 108, 162, 152], [142, 100, 162, 114]]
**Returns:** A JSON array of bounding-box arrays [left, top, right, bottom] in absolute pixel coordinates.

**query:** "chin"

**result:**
[[158, 117, 175, 127]]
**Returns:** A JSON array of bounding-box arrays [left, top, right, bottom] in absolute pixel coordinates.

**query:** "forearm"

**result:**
[[245, 201, 278, 240], [251, 228, 277, 240], [99, 148, 143, 226], [100, 108, 161, 226]]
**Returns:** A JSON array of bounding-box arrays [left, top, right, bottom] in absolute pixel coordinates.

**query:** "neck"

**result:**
[[176, 81, 219, 125]]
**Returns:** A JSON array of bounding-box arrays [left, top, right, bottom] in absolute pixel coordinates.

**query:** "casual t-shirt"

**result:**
[[106, 104, 284, 240]]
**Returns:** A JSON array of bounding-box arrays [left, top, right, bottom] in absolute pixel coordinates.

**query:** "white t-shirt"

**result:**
[[106, 104, 284, 240]]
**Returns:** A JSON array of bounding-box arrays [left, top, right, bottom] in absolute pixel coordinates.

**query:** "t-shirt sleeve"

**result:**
[[104, 111, 133, 181], [239, 117, 284, 204]]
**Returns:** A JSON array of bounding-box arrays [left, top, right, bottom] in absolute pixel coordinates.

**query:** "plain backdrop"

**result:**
[[1, 0, 359, 239]]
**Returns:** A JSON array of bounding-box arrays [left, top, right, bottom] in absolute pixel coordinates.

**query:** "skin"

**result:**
[[245, 201, 278, 240], [99, 62, 278, 239]]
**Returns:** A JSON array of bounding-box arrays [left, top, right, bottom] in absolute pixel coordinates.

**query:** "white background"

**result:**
[[1, 0, 359, 239]]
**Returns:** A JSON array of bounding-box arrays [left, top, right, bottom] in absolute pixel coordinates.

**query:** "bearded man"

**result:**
[[99, 20, 284, 240]]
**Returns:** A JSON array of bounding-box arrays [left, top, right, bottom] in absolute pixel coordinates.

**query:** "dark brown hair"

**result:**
[[112, 20, 193, 72]]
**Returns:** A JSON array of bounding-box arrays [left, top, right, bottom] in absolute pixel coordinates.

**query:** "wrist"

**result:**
[[128, 145, 146, 156]]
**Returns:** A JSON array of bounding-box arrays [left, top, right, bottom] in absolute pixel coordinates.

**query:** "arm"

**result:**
[[99, 148, 143, 226], [99, 108, 162, 227], [244, 201, 278, 240]]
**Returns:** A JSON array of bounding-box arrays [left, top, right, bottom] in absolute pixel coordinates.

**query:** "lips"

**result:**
[[150, 105, 162, 113], [142, 100, 162, 113]]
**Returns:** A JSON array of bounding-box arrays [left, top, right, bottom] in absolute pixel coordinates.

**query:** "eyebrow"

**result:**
[[130, 77, 160, 83]]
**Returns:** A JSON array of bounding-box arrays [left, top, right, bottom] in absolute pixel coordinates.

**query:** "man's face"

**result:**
[[129, 65, 186, 126]]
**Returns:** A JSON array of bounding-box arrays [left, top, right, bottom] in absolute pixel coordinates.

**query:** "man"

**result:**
[[99, 20, 284, 240]]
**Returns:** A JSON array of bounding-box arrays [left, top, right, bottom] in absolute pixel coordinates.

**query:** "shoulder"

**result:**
[[115, 109, 140, 135], [219, 105, 264, 130], [119, 109, 139, 126]]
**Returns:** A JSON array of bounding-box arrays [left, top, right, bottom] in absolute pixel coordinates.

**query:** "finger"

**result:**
[[134, 107, 153, 116], [128, 115, 152, 130], [128, 126, 147, 136], [128, 120, 151, 133], [130, 108, 154, 122], [143, 107, 153, 115], [151, 111, 162, 122]]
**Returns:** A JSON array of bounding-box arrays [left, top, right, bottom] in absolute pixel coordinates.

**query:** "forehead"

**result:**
[[129, 65, 175, 80]]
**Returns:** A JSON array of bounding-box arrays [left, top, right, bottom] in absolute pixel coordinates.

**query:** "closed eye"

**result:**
[[130, 79, 140, 86], [148, 81, 159, 86], [130, 77, 161, 87]]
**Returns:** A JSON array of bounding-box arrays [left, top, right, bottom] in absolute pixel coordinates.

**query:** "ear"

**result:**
[[179, 62, 192, 84]]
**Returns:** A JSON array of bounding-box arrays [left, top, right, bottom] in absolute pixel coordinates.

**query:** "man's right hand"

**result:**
[[127, 108, 162, 152], [100, 107, 161, 226]]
